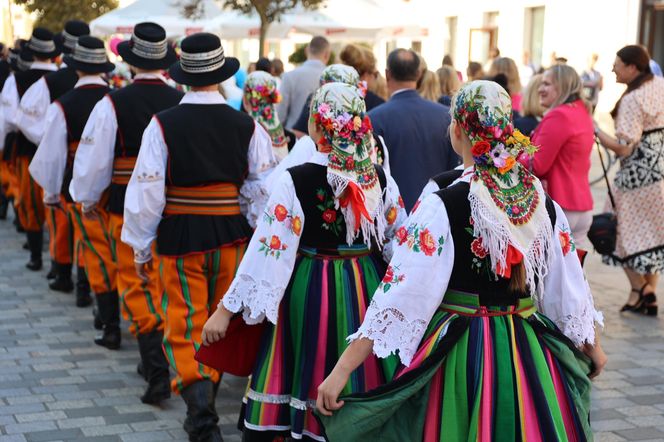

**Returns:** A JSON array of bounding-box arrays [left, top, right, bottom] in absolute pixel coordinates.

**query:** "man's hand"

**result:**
[[82, 204, 100, 221], [135, 259, 153, 283]]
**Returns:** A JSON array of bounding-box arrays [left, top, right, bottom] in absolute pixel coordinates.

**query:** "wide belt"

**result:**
[[439, 290, 536, 318], [164, 183, 241, 216], [111, 157, 137, 185], [66, 141, 79, 167]]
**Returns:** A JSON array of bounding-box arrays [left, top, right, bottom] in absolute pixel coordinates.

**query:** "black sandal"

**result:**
[[640, 289, 658, 317], [621, 284, 647, 312]]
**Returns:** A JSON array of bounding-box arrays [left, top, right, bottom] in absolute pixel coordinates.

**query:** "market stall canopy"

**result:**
[[206, 0, 430, 40], [90, 0, 223, 38]]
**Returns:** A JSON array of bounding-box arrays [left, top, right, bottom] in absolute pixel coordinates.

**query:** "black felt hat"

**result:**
[[168, 33, 239, 87], [25, 27, 61, 59], [63, 36, 115, 74], [117, 22, 176, 70], [10, 48, 33, 72], [55, 20, 90, 54]]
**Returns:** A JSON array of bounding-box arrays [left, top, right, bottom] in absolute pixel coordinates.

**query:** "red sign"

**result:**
[[325, 28, 347, 35], [185, 27, 203, 35], [116, 26, 134, 33]]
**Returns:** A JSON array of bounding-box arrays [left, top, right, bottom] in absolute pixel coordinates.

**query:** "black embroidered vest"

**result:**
[[106, 79, 184, 214], [288, 162, 387, 250], [14, 68, 54, 158], [435, 182, 556, 306], [155, 103, 255, 256], [57, 84, 110, 202], [44, 67, 78, 102], [431, 168, 463, 190]]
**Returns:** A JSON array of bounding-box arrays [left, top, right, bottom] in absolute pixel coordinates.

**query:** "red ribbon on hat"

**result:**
[[338, 182, 371, 232], [495, 244, 523, 278]]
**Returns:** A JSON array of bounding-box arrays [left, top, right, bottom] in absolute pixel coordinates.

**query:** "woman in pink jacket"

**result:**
[[525, 64, 595, 249]]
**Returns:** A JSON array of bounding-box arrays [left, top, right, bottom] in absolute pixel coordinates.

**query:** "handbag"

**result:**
[[587, 138, 618, 255]]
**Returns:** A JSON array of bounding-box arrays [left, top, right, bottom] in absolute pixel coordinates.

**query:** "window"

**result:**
[[444, 17, 458, 61], [524, 6, 545, 70]]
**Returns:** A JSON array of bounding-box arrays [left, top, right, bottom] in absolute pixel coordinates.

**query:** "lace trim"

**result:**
[[348, 301, 427, 366], [246, 389, 316, 411], [221, 273, 286, 325], [239, 180, 270, 229]]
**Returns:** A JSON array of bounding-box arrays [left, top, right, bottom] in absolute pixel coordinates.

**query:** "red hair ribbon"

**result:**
[[338, 182, 371, 231], [495, 245, 523, 278]]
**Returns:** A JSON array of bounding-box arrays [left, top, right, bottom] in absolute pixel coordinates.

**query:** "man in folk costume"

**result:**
[[122, 33, 276, 441], [71, 22, 182, 405], [4, 29, 60, 270], [0, 45, 31, 223], [29, 36, 116, 329], [17, 20, 90, 294]]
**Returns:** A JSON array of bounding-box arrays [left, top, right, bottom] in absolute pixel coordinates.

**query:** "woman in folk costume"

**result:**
[[202, 82, 407, 441], [243, 71, 289, 161], [316, 81, 607, 442]]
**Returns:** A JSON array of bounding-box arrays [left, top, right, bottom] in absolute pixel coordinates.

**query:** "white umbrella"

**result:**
[[91, 0, 223, 38]]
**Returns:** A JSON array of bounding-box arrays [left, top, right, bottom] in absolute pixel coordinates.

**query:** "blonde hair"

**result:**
[[370, 73, 388, 100], [416, 55, 441, 102], [520, 74, 546, 118], [544, 64, 591, 113], [488, 57, 522, 96], [436, 65, 461, 97], [339, 43, 376, 77]]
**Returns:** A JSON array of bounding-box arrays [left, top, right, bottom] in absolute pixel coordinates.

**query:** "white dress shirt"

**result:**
[[0, 75, 19, 151], [121, 90, 277, 262], [16, 77, 50, 145], [70, 73, 170, 210], [29, 76, 108, 204]]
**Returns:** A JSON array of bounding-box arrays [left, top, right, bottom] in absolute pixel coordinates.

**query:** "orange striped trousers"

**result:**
[[45, 198, 74, 265], [160, 244, 246, 393], [109, 213, 164, 336], [15, 156, 45, 232]]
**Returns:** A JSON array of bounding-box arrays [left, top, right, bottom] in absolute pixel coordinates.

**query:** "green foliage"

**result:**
[[222, 0, 325, 22], [13, 0, 119, 32]]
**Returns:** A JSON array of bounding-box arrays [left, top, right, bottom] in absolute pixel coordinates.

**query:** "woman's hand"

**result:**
[[316, 367, 350, 416], [583, 342, 608, 379], [201, 307, 233, 346]]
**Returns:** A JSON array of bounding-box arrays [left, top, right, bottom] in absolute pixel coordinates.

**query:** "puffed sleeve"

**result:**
[[411, 179, 441, 215], [381, 174, 407, 262], [264, 135, 316, 190], [120, 117, 167, 263], [239, 121, 278, 228], [70, 96, 117, 208], [222, 171, 304, 325], [0, 76, 19, 149], [28, 103, 67, 202], [539, 202, 603, 346], [349, 194, 454, 366], [15, 78, 50, 145]]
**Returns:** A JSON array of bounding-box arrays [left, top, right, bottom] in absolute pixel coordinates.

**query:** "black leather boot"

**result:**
[[46, 260, 56, 279], [14, 213, 24, 232], [137, 361, 147, 380], [76, 266, 92, 307], [137, 330, 171, 404], [181, 380, 223, 442], [93, 291, 121, 350], [0, 192, 8, 220], [49, 263, 74, 292], [25, 231, 43, 271]]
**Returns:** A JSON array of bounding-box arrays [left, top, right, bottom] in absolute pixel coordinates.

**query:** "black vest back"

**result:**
[[14, 68, 54, 158], [431, 168, 463, 190], [158, 103, 254, 187], [44, 67, 79, 102], [0, 60, 10, 91], [435, 182, 556, 306], [155, 103, 255, 256], [57, 84, 110, 201], [288, 162, 387, 250], [106, 79, 184, 214]]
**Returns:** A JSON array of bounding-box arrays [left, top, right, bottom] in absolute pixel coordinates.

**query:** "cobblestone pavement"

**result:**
[[1, 180, 664, 441]]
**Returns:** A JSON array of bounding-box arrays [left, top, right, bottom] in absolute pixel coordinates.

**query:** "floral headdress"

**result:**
[[243, 71, 287, 159], [319, 64, 367, 96], [311, 82, 382, 247], [453, 80, 553, 296]]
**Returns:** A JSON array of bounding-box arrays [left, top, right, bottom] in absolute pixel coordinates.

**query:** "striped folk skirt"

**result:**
[[317, 291, 594, 442], [241, 247, 398, 442]]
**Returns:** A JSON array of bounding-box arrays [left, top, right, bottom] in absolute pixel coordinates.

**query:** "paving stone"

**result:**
[[614, 427, 664, 440], [120, 431, 175, 442], [81, 423, 133, 437], [65, 406, 119, 418], [14, 410, 67, 423], [24, 429, 83, 442], [105, 412, 156, 425], [592, 419, 636, 432], [3, 421, 58, 434]]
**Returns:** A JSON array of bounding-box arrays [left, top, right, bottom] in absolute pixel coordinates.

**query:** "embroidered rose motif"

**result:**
[[398, 196, 405, 209], [395, 226, 408, 245], [316, 188, 343, 236], [291, 216, 302, 236], [471, 140, 491, 157], [322, 209, 337, 224], [274, 204, 288, 222], [381, 264, 405, 293], [345, 156, 355, 170], [270, 235, 282, 249], [386, 207, 397, 225], [382, 265, 394, 284], [559, 230, 576, 256], [419, 228, 437, 256], [258, 235, 288, 259], [471, 237, 488, 259], [316, 190, 325, 202]]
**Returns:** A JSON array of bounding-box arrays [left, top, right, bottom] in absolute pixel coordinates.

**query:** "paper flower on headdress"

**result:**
[[319, 64, 367, 96], [243, 71, 287, 152]]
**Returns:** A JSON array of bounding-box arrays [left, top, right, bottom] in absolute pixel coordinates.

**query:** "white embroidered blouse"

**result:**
[[349, 172, 603, 367], [221, 150, 407, 325]]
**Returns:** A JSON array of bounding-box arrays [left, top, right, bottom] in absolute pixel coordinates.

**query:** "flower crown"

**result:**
[[246, 83, 281, 119], [312, 102, 372, 152]]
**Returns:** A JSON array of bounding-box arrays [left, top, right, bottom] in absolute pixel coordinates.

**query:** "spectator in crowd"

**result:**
[[649, 58, 663, 77], [416, 55, 441, 102], [514, 73, 545, 136], [271, 58, 284, 88], [582, 53, 603, 114], [339, 43, 385, 110], [442, 54, 463, 82], [519, 50, 535, 87], [596, 45, 664, 315], [277, 35, 330, 129], [369, 48, 458, 210], [466, 61, 485, 81], [436, 65, 460, 106], [525, 65, 594, 250], [484, 46, 500, 72], [371, 72, 388, 100], [254, 57, 272, 73], [489, 57, 523, 113]]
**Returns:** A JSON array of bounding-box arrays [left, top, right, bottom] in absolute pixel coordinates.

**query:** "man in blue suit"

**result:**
[[369, 49, 459, 211]]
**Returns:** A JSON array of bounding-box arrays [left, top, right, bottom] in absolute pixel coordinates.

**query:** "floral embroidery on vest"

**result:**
[[380, 264, 405, 293], [316, 188, 343, 236], [466, 218, 492, 276], [395, 223, 444, 256]]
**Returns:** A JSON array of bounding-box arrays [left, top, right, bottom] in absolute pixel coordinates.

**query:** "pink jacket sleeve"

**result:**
[[527, 109, 568, 177]]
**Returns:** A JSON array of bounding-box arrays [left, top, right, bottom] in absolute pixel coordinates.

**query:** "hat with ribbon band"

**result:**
[[169, 32, 239, 87], [63, 36, 115, 74], [25, 27, 61, 59], [55, 20, 90, 55], [117, 22, 177, 70]]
